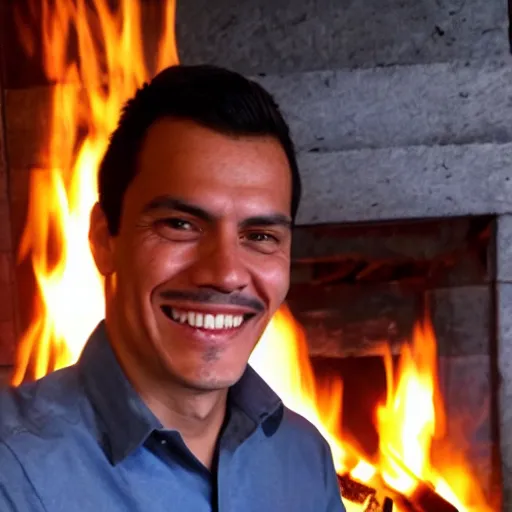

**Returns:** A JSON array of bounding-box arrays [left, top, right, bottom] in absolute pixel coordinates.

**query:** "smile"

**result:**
[[161, 306, 252, 330]]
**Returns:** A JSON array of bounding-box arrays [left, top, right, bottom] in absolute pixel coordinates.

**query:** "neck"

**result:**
[[141, 381, 229, 470]]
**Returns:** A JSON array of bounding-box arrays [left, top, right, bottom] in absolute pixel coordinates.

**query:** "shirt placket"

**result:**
[[216, 406, 256, 512]]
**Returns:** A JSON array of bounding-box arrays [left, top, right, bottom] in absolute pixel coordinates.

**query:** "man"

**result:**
[[0, 65, 346, 511]]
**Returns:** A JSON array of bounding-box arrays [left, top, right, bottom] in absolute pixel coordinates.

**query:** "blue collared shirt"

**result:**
[[0, 322, 345, 511]]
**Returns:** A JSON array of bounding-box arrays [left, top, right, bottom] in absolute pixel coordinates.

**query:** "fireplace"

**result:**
[[0, 0, 511, 510], [284, 217, 499, 509]]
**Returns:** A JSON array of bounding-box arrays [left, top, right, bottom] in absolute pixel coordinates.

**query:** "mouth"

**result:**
[[160, 305, 256, 332]]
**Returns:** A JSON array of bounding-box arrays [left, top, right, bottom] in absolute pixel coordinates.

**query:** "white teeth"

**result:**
[[204, 314, 215, 329], [166, 308, 245, 330]]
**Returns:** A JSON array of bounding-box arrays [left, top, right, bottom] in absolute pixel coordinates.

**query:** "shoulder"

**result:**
[[0, 367, 87, 509], [280, 406, 329, 443], [274, 406, 335, 463], [0, 365, 84, 444], [265, 407, 345, 510]]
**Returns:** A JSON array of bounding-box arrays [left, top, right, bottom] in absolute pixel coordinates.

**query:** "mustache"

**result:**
[[158, 289, 265, 313]]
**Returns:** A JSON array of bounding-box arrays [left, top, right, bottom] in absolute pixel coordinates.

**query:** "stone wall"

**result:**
[[176, 0, 507, 73]]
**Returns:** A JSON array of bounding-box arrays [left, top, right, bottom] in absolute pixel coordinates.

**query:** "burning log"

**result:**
[[338, 473, 376, 504], [337, 470, 459, 512], [409, 482, 459, 512], [338, 474, 394, 512], [388, 484, 459, 512], [377, 446, 459, 512]]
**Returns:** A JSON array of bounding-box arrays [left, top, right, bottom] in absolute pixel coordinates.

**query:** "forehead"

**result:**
[[128, 118, 292, 217]]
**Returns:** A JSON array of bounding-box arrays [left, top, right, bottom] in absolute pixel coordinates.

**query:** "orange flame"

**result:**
[[13, 1, 493, 511], [12, 0, 177, 385], [251, 306, 493, 512]]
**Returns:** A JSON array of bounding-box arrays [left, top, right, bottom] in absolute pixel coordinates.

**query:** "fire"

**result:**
[[251, 306, 493, 512], [12, 0, 177, 384], [13, 1, 493, 511], [249, 304, 348, 472]]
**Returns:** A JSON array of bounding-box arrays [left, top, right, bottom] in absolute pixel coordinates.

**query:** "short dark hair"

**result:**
[[98, 64, 301, 235]]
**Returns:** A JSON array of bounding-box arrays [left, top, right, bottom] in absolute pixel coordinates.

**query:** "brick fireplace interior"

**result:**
[[0, 0, 512, 510]]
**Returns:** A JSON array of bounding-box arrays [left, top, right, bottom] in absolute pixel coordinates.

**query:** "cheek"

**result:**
[[128, 236, 195, 292], [252, 257, 290, 306]]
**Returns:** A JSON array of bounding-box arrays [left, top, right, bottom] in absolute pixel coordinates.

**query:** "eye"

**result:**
[[242, 231, 282, 254], [161, 218, 193, 231], [153, 217, 199, 241], [245, 232, 278, 243]]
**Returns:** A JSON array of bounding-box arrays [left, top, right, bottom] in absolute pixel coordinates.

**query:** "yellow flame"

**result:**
[[13, 0, 177, 385], [376, 318, 441, 495]]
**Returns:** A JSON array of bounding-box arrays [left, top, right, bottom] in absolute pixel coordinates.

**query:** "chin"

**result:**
[[174, 361, 248, 392]]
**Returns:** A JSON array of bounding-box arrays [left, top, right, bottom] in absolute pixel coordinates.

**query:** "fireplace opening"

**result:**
[[265, 215, 499, 511]]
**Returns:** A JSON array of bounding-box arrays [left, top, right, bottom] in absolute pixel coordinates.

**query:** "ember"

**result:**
[[11, 1, 493, 511]]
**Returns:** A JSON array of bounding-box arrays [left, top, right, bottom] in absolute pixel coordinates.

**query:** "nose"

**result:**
[[189, 230, 250, 293]]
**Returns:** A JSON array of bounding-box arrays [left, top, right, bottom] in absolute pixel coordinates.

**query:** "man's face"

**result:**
[[94, 118, 292, 391]]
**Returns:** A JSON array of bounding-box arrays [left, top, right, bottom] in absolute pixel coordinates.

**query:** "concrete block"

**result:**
[[257, 60, 512, 152], [498, 215, 512, 283], [429, 286, 491, 356], [437, 355, 498, 508], [177, 0, 508, 73], [9, 60, 512, 168], [295, 143, 512, 224], [497, 283, 512, 509]]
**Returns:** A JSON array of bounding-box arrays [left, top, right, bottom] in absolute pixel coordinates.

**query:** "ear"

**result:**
[[89, 202, 115, 276]]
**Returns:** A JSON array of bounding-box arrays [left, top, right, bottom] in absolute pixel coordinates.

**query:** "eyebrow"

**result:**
[[142, 195, 292, 230], [239, 215, 292, 230], [142, 196, 214, 222]]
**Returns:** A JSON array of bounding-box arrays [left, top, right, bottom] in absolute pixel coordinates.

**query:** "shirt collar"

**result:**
[[78, 321, 284, 464], [229, 365, 283, 429], [78, 322, 161, 464]]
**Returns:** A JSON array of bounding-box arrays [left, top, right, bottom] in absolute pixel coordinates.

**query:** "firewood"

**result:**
[[409, 481, 459, 512], [337, 474, 394, 512], [377, 446, 458, 512], [338, 474, 376, 504]]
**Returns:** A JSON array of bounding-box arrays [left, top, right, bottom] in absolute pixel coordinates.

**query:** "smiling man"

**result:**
[[0, 65, 345, 511]]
